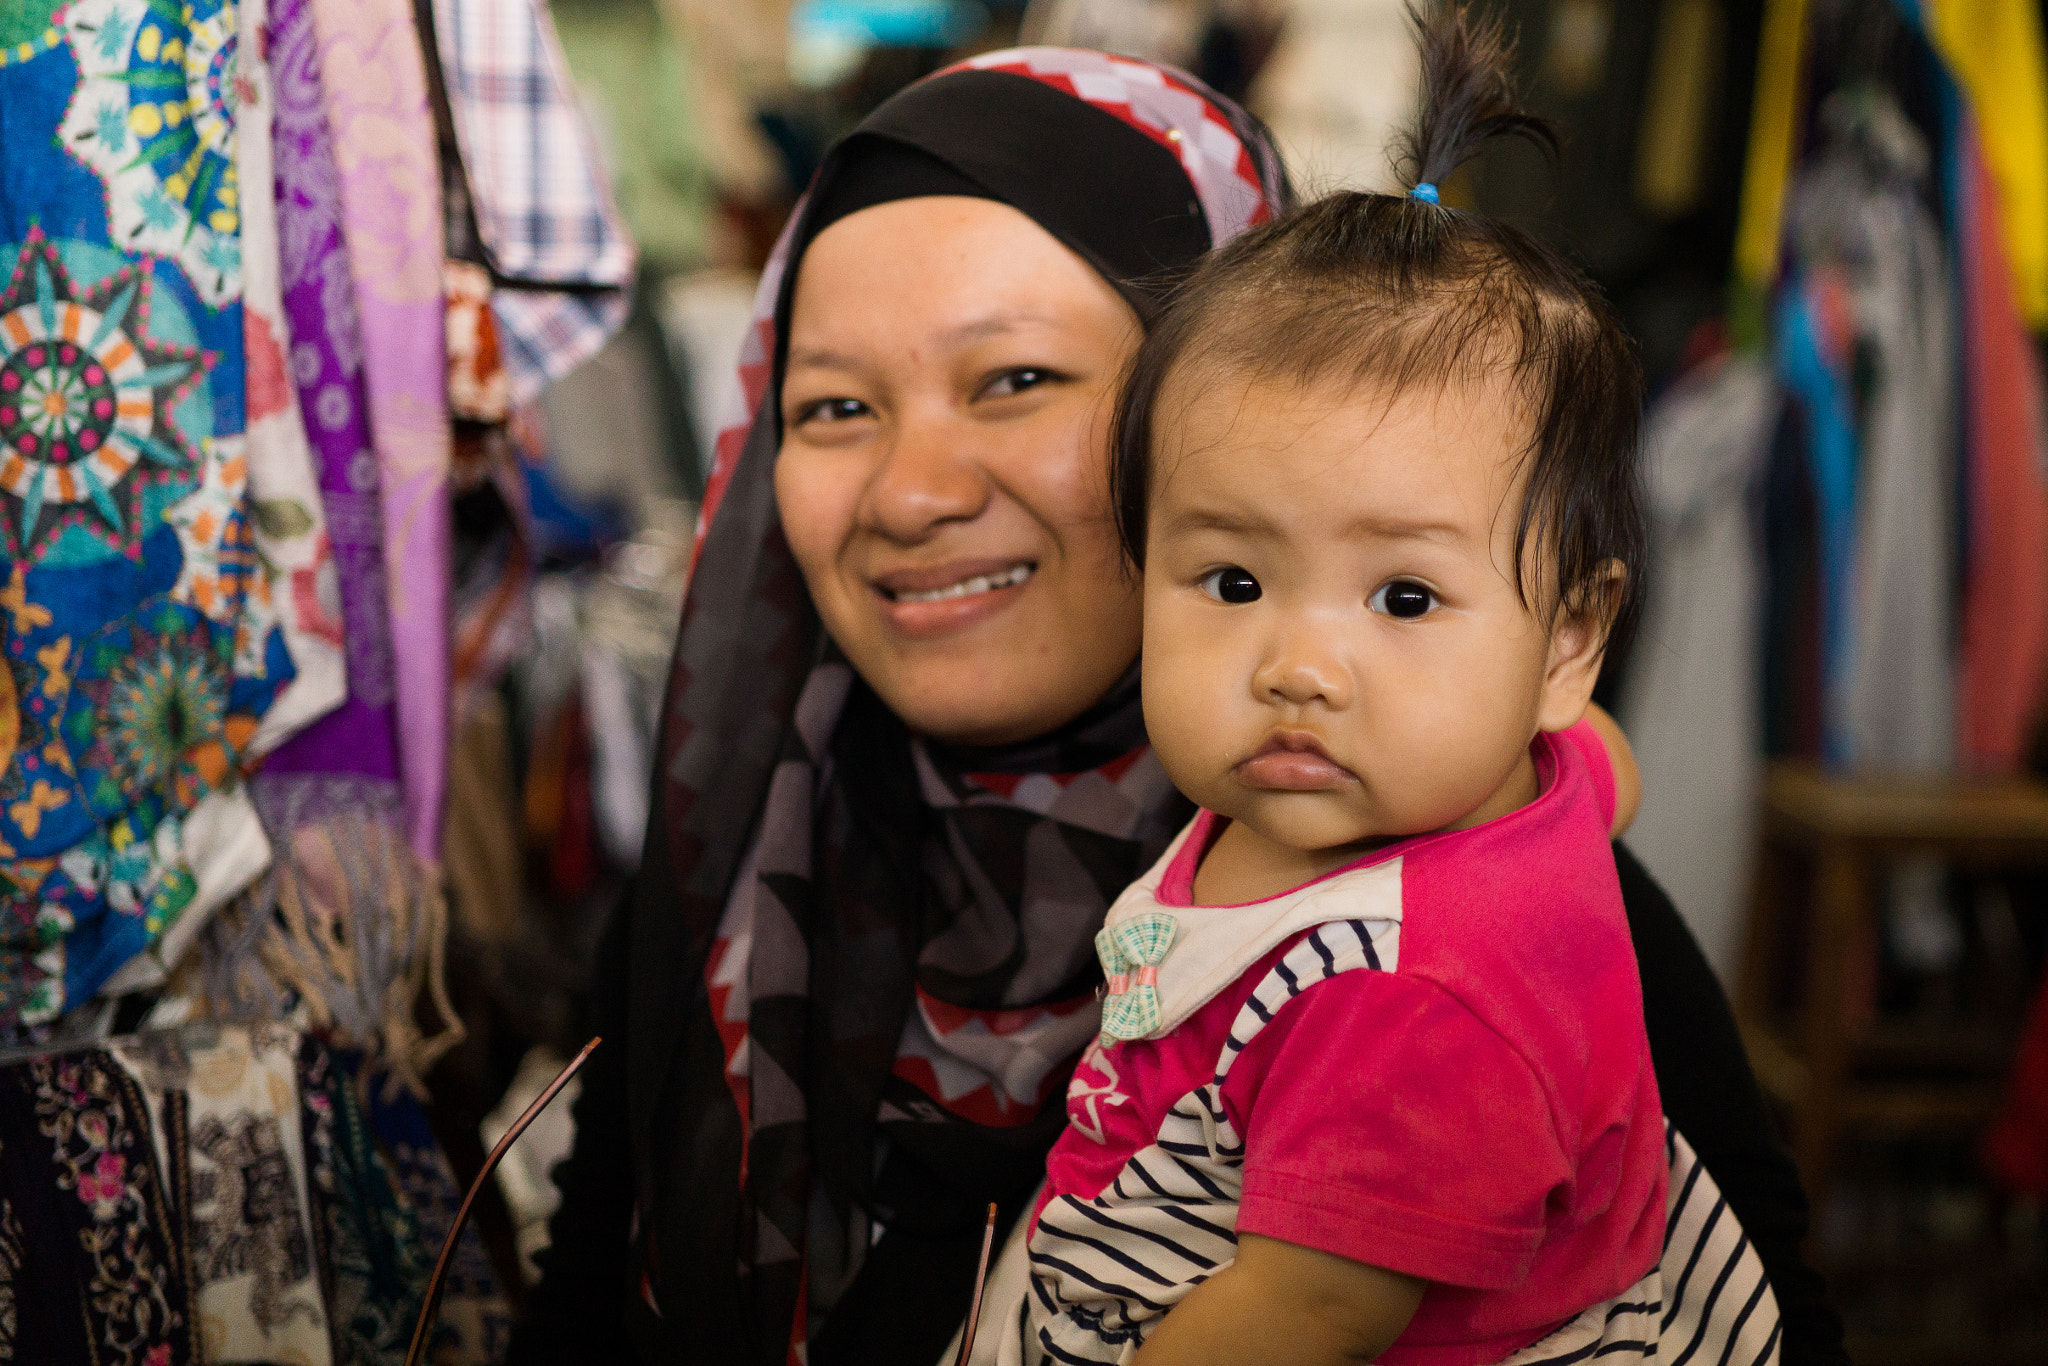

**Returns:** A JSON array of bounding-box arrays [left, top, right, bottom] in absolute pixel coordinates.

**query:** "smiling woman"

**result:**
[[776, 194, 1143, 745]]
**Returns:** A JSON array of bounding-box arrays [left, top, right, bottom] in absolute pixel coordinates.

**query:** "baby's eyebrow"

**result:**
[[1160, 506, 1277, 538], [1342, 514, 1467, 543]]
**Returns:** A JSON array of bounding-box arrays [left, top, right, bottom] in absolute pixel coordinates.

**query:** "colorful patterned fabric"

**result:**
[[181, 0, 457, 1096], [427, 0, 633, 403], [0, 1045, 201, 1363], [0, 0, 297, 1026], [107, 1024, 333, 1366], [297, 1034, 428, 1366], [361, 1066, 511, 1366], [304, 0, 451, 866], [619, 49, 1291, 1362], [263, 0, 401, 790], [236, 0, 346, 756]]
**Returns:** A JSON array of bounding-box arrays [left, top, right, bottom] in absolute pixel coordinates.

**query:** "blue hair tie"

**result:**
[[1409, 182, 1440, 204]]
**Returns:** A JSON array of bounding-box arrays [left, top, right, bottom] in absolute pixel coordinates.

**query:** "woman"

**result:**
[[512, 50, 1844, 1366]]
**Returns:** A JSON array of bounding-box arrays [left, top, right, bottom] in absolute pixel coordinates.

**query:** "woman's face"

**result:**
[[776, 195, 1145, 747]]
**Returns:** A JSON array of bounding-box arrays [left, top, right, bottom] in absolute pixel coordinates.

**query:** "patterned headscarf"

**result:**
[[627, 50, 1290, 1363]]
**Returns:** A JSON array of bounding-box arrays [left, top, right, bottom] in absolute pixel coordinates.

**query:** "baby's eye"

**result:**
[[1369, 580, 1437, 619], [980, 368, 1056, 400], [1199, 567, 1262, 604], [792, 397, 871, 426]]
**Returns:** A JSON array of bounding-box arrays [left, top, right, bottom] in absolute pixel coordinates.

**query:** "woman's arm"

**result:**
[[1615, 843, 1849, 1366], [504, 904, 637, 1364], [1133, 1234, 1425, 1366], [1584, 703, 1641, 836]]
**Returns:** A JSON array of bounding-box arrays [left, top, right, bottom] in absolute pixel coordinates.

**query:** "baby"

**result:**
[[1019, 9, 1669, 1366]]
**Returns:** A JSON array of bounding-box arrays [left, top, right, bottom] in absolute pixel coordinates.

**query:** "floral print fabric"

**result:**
[[0, 0, 297, 1028], [0, 1045, 199, 1363], [0, 1027, 460, 1365]]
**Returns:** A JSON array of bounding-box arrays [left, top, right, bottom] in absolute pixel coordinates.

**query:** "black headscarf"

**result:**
[[626, 52, 1290, 1364]]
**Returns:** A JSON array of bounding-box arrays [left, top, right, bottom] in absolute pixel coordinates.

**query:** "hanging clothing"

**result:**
[[0, 1045, 201, 1363], [107, 1025, 333, 1366], [0, 0, 294, 1026], [0, 1027, 453, 1366], [237, 0, 348, 759], [186, 0, 456, 1096], [1617, 355, 1779, 978], [427, 0, 637, 404], [304, 0, 453, 866], [1810, 130, 1958, 774], [1918, 0, 2048, 328], [1952, 120, 2048, 770]]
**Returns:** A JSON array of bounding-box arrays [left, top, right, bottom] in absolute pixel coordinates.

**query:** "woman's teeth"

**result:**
[[891, 563, 1034, 604]]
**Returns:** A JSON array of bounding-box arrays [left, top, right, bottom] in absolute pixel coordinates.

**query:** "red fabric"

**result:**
[[1957, 124, 2048, 770], [1985, 976, 2048, 1195], [1040, 722, 1664, 1366]]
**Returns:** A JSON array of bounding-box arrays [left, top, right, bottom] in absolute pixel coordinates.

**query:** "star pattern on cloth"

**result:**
[[60, 0, 244, 305], [0, 228, 209, 562]]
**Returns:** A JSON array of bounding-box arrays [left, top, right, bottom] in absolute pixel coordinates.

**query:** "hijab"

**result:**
[[627, 50, 1290, 1364]]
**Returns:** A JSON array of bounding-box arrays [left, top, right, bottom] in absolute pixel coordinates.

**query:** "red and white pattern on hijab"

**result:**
[[704, 725, 1187, 1162], [691, 46, 1286, 564]]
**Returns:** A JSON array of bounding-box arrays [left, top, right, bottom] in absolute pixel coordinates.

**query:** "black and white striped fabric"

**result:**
[[993, 917, 1781, 1366]]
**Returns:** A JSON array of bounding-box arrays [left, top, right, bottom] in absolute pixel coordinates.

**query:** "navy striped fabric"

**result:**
[[1003, 918, 1780, 1366]]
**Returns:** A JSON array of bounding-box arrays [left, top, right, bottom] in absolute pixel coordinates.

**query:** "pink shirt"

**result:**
[[1035, 721, 1666, 1366]]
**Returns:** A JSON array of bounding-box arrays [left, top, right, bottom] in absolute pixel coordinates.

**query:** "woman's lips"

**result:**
[[870, 559, 1037, 638], [1235, 732, 1357, 790]]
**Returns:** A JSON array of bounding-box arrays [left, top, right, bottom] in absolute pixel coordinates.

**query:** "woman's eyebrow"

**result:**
[[939, 312, 1057, 345], [785, 345, 866, 372]]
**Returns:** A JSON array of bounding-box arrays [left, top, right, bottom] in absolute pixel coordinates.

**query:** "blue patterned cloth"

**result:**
[[0, 0, 289, 1027]]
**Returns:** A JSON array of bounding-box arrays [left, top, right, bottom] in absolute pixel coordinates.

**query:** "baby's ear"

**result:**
[[1535, 560, 1626, 734]]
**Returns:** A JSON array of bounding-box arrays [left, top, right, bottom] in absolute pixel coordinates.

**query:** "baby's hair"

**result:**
[[1111, 1, 1644, 640]]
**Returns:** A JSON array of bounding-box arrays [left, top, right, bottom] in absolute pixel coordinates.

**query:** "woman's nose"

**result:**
[[1253, 625, 1355, 710], [859, 411, 991, 543]]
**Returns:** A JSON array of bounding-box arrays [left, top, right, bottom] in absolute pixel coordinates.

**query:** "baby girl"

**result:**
[[1018, 9, 1670, 1365]]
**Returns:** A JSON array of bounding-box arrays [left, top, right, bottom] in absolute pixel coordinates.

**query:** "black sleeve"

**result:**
[[505, 902, 637, 1364], [1614, 842, 1849, 1366]]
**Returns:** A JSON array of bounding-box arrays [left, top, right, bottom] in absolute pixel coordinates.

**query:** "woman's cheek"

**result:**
[[774, 450, 857, 590]]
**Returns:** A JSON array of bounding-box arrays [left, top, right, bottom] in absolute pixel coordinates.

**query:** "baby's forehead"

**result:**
[[1150, 364, 1535, 499]]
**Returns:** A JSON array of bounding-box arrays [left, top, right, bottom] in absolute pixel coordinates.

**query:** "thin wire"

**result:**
[[404, 1035, 602, 1366], [955, 1202, 1000, 1366]]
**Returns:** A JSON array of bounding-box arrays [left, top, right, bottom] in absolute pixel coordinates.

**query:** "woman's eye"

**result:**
[[1369, 580, 1437, 619], [1199, 567, 1262, 604], [793, 397, 871, 426], [980, 368, 1054, 400]]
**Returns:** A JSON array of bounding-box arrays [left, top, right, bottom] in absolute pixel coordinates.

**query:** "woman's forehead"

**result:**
[[787, 197, 1137, 347]]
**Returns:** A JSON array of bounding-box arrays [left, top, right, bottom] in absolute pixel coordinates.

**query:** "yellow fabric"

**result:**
[[1926, 0, 2048, 328], [1730, 0, 1810, 346]]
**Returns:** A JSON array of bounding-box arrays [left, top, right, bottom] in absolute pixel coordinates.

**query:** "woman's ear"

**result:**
[[1535, 560, 1626, 735]]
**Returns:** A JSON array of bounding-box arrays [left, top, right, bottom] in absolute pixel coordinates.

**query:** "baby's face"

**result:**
[[1140, 369, 1589, 855]]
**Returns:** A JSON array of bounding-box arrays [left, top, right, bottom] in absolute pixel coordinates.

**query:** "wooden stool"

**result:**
[[1737, 761, 2048, 1214]]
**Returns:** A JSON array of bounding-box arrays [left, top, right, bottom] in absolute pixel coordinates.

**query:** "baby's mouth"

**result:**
[[881, 562, 1035, 604], [1235, 730, 1357, 791]]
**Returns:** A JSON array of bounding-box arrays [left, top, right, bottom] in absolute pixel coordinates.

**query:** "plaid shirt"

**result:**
[[430, 0, 636, 401]]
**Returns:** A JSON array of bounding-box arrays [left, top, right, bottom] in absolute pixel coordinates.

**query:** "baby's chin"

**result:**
[[1212, 789, 1419, 857]]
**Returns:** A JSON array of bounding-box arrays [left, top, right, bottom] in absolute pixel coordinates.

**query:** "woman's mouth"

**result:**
[[882, 562, 1035, 603], [1235, 730, 1357, 791], [871, 559, 1038, 638]]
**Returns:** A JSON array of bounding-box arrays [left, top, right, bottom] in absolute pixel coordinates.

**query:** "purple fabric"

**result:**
[[262, 0, 401, 785], [304, 0, 453, 863]]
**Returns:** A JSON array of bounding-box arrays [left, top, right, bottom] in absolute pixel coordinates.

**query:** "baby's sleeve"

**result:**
[[1231, 972, 1572, 1291]]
